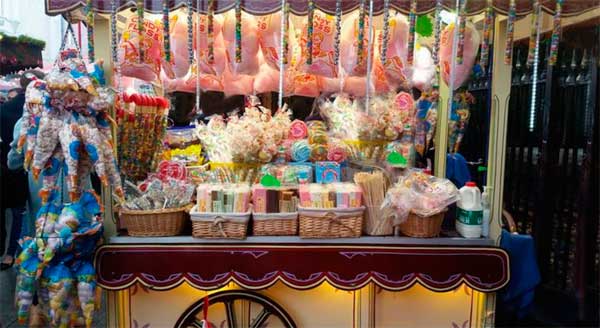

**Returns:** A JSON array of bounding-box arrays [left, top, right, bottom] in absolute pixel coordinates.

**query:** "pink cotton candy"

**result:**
[[340, 12, 372, 77], [196, 14, 226, 75], [222, 68, 254, 96], [342, 77, 367, 97], [293, 70, 321, 98], [257, 12, 297, 71], [254, 63, 294, 95], [222, 11, 260, 75], [118, 16, 164, 82], [162, 14, 191, 79], [440, 22, 480, 89], [298, 11, 338, 78], [320, 76, 342, 94], [380, 16, 410, 86]]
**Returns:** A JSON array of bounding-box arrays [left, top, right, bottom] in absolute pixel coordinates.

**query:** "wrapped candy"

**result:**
[[448, 90, 474, 153], [291, 140, 311, 162], [257, 12, 296, 70], [414, 91, 438, 156], [222, 11, 260, 75], [15, 238, 41, 325], [327, 141, 348, 163], [382, 170, 459, 224], [73, 261, 98, 328], [340, 11, 372, 77], [118, 15, 164, 82], [298, 11, 338, 78], [42, 263, 74, 327], [440, 22, 480, 89], [381, 15, 410, 86], [288, 120, 308, 139], [292, 71, 321, 98]]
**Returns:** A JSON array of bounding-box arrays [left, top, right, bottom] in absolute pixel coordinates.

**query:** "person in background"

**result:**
[[0, 70, 44, 270]]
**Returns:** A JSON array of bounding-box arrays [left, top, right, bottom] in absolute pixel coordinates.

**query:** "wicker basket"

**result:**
[[252, 212, 298, 236], [190, 206, 251, 239], [398, 210, 447, 238], [298, 207, 364, 238], [120, 207, 188, 237]]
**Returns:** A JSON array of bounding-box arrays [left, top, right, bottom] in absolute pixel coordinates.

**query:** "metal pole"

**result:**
[[365, 0, 374, 114]]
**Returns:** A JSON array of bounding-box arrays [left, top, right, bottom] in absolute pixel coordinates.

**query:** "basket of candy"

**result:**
[[251, 185, 299, 236], [120, 163, 195, 236], [191, 184, 252, 239], [297, 184, 364, 238], [382, 170, 459, 237]]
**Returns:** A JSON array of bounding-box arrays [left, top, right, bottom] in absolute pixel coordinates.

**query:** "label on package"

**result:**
[[457, 208, 483, 225]]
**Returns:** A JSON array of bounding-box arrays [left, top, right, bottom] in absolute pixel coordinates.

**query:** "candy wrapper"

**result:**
[[381, 169, 458, 225], [118, 15, 165, 82]]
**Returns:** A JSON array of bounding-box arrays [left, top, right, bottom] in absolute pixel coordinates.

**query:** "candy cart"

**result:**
[[28, 0, 597, 327]]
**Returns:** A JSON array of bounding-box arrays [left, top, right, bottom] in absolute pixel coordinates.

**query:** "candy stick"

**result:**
[[456, 0, 466, 65], [235, 0, 242, 63], [357, 0, 366, 67], [207, 0, 215, 63], [407, 0, 417, 66], [432, 0, 442, 89], [527, 0, 541, 67], [548, 0, 563, 66], [163, 0, 171, 63], [504, 0, 516, 65], [480, 0, 493, 69], [380, 0, 390, 65], [306, 0, 315, 65], [187, 0, 194, 65], [86, 0, 95, 62], [333, 0, 342, 67], [137, 0, 144, 63]]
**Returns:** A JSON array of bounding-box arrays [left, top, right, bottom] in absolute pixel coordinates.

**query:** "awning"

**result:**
[[0, 34, 45, 75], [46, 0, 598, 17]]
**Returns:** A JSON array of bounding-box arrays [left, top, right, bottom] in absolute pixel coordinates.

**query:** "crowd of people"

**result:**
[[0, 70, 45, 271]]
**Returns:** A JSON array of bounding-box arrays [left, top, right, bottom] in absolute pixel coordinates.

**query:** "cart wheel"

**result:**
[[174, 290, 296, 328]]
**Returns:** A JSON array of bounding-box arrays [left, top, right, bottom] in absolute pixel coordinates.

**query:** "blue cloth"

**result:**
[[499, 229, 541, 318], [446, 153, 471, 188]]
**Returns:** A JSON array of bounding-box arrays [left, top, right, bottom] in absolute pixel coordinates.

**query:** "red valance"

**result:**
[[95, 244, 509, 292], [46, 0, 598, 17]]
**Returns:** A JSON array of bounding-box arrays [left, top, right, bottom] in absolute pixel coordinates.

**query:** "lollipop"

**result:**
[[291, 140, 311, 162], [310, 144, 328, 161], [289, 120, 308, 139], [327, 142, 348, 163]]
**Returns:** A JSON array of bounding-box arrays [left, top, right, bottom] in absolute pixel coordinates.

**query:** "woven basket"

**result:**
[[120, 207, 188, 237], [398, 210, 447, 238], [298, 207, 364, 238], [190, 206, 250, 239], [252, 212, 298, 236]]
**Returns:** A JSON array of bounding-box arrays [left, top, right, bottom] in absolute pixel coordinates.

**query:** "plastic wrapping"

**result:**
[[381, 170, 459, 225]]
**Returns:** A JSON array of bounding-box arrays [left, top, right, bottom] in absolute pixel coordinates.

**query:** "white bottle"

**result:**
[[456, 181, 483, 238], [481, 186, 491, 238]]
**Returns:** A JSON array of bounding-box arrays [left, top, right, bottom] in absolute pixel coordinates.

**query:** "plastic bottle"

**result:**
[[456, 181, 483, 238], [481, 186, 490, 238]]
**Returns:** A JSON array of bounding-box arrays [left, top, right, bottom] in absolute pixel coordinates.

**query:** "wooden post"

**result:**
[[95, 15, 117, 239], [487, 16, 512, 245]]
